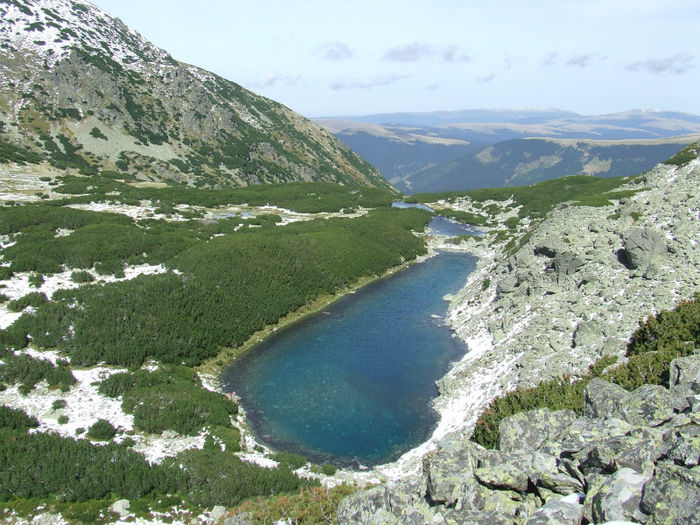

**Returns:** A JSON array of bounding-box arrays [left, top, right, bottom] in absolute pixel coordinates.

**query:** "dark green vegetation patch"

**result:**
[[2, 206, 429, 367]]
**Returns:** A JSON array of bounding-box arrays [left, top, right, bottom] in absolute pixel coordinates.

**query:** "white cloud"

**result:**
[[330, 74, 410, 90], [542, 52, 559, 66], [625, 53, 695, 74], [566, 54, 594, 68], [250, 74, 301, 89], [314, 42, 355, 61], [477, 73, 496, 83], [382, 42, 470, 63]]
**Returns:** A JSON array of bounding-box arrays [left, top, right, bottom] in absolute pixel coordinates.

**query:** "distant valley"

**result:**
[[316, 109, 700, 193]]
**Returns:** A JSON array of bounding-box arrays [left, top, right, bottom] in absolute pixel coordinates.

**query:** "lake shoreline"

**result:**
[[203, 231, 481, 482]]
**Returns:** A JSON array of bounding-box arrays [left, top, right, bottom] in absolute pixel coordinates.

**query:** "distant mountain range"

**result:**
[[315, 110, 700, 193], [0, 0, 388, 189]]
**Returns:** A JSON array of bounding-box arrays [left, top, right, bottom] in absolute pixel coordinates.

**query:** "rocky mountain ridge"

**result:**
[[333, 150, 700, 523], [0, 0, 388, 188]]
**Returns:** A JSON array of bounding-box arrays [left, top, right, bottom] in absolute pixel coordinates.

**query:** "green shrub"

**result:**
[[166, 448, 313, 507], [87, 419, 117, 441], [52, 399, 67, 410], [89, 127, 108, 140], [28, 273, 45, 288], [71, 270, 94, 283], [273, 451, 307, 470], [311, 463, 337, 476], [0, 406, 39, 430], [0, 354, 76, 392], [7, 292, 47, 312], [122, 382, 237, 436], [58, 415, 69, 425], [664, 143, 699, 166]]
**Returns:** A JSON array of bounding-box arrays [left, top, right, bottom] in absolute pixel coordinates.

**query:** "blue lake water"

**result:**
[[221, 250, 477, 466]]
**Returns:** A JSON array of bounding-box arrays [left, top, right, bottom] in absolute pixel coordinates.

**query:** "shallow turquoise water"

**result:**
[[221, 251, 477, 466]]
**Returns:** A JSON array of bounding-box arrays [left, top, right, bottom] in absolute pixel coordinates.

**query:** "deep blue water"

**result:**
[[221, 251, 477, 466]]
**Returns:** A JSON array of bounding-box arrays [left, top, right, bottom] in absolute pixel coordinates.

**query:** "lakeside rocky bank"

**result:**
[[335, 157, 700, 522]]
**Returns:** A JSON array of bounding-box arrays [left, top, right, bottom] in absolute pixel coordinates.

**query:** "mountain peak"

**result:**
[[1, 0, 173, 70]]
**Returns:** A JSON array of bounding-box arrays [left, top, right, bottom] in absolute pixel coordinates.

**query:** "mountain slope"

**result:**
[[0, 0, 389, 188], [316, 109, 700, 193], [403, 136, 695, 193]]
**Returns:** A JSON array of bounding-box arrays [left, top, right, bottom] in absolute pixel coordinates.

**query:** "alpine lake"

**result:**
[[221, 206, 479, 467]]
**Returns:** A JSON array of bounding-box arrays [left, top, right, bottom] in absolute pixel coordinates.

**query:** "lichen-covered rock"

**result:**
[[496, 275, 519, 295], [498, 408, 577, 453], [423, 435, 484, 505], [552, 416, 634, 457], [583, 379, 630, 420], [439, 508, 519, 524], [551, 252, 585, 282], [590, 467, 649, 523], [336, 486, 395, 525], [475, 451, 557, 492], [534, 238, 568, 258], [663, 425, 700, 467], [223, 513, 253, 525], [577, 427, 665, 477], [525, 495, 584, 525], [641, 462, 700, 525], [617, 384, 675, 427], [621, 227, 668, 270], [572, 320, 606, 349], [670, 354, 700, 406]]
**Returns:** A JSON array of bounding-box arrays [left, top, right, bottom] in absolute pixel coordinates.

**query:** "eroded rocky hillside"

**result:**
[[0, 0, 389, 188]]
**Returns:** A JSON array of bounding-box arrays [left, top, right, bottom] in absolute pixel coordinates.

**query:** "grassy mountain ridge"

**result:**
[[316, 110, 700, 193], [0, 0, 390, 189], [404, 136, 694, 193]]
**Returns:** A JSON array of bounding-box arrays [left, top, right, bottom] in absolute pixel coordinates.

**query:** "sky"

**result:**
[[88, 0, 699, 118]]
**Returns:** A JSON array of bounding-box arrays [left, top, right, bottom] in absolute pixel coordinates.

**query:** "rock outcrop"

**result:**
[[339, 355, 700, 524], [434, 159, 700, 442]]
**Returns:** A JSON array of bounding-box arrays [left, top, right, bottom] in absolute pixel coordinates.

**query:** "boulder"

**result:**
[[223, 513, 254, 525], [550, 417, 634, 457], [621, 227, 667, 270], [617, 384, 674, 427], [669, 354, 700, 400], [110, 500, 130, 518], [423, 435, 484, 505], [534, 238, 568, 258], [475, 451, 557, 492], [439, 509, 517, 525], [336, 486, 395, 525], [641, 462, 700, 525], [498, 408, 577, 452], [583, 379, 630, 420], [590, 467, 649, 523], [577, 427, 665, 477], [496, 275, 519, 295], [663, 425, 700, 467], [550, 252, 585, 281], [572, 320, 605, 349], [525, 495, 584, 525]]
